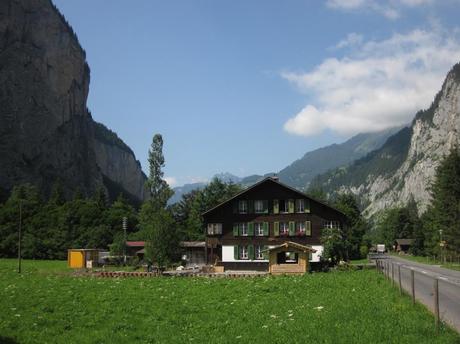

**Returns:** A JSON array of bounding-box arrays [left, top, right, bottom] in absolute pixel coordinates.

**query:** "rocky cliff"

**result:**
[[0, 0, 146, 202], [311, 62, 460, 216]]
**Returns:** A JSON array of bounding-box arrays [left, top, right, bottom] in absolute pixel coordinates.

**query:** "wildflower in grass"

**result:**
[[314, 306, 324, 310]]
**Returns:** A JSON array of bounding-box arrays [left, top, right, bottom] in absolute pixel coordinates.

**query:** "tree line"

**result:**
[[1, 134, 458, 266], [370, 147, 460, 258], [319, 147, 460, 262], [0, 134, 241, 265]]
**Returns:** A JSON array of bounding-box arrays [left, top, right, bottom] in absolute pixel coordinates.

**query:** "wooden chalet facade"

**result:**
[[203, 177, 347, 273]]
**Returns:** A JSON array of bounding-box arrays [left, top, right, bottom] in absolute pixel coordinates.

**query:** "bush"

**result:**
[[360, 245, 369, 259]]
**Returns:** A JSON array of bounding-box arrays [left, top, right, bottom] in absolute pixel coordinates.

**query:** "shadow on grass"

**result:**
[[0, 336, 19, 343]]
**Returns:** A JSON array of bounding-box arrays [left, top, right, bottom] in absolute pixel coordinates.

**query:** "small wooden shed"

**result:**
[[67, 249, 100, 269], [265, 242, 316, 275]]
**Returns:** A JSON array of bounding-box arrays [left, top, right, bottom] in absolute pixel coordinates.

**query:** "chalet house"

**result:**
[[203, 177, 348, 273]]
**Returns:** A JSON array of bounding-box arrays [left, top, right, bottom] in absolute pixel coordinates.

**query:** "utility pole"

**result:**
[[123, 217, 127, 265], [18, 199, 22, 274], [439, 229, 443, 264]]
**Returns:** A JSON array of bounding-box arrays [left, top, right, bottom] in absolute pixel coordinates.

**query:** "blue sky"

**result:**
[[53, 0, 460, 187]]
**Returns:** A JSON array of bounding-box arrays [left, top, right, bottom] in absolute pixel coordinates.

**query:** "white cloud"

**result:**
[[164, 176, 178, 187], [335, 33, 363, 49], [326, 0, 435, 19], [283, 28, 460, 137]]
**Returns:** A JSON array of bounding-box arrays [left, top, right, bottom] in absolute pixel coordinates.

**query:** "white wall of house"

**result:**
[[223, 245, 323, 262], [222, 245, 235, 262], [310, 245, 323, 262], [222, 245, 270, 262]]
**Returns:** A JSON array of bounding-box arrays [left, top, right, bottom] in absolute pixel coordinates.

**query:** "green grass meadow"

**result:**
[[0, 259, 459, 344]]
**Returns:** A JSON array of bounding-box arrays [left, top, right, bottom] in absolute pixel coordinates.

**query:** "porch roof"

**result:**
[[262, 241, 317, 253]]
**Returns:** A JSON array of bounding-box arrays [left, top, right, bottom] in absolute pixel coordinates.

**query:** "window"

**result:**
[[296, 222, 305, 235], [240, 246, 248, 260], [238, 200, 248, 214], [279, 200, 288, 213], [280, 222, 289, 236], [239, 223, 248, 236], [207, 223, 222, 235], [296, 199, 305, 213], [255, 245, 265, 260], [255, 223, 264, 236], [255, 200, 265, 213], [323, 220, 340, 229], [276, 251, 298, 264]]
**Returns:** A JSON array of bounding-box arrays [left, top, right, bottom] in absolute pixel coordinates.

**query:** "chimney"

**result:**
[[271, 175, 279, 181]]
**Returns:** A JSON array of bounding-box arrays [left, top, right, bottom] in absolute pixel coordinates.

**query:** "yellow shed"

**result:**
[[67, 249, 100, 269]]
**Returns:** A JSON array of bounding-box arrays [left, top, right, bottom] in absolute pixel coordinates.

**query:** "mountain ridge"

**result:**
[[310, 62, 460, 215], [169, 128, 400, 203]]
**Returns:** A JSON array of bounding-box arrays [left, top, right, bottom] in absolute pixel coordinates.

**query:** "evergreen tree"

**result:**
[[333, 193, 368, 259], [0, 184, 42, 258], [425, 147, 460, 256]]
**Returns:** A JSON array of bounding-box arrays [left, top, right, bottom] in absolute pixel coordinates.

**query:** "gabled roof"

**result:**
[[262, 241, 317, 253], [126, 241, 145, 247], [180, 241, 206, 248], [201, 176, 347, 217]]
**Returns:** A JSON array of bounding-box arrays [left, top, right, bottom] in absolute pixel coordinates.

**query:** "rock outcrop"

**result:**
[[311, 62, 460, 216], [0, 0, 146, 201]]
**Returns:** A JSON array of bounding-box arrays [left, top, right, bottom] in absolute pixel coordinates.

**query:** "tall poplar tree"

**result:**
[[141, 134, 177, 267]]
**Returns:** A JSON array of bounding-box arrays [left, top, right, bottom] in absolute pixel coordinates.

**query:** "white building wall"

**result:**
[[223, 245, 323, 262], [222, 245, 270, 262], [222, 245, 236, 262], [310, 245, 323, 262]]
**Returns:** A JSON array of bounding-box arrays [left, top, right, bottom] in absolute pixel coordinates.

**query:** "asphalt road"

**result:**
[[378, 255, 460, 333]]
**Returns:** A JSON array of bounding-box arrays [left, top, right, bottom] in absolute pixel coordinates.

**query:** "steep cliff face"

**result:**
[[0, 0, 146, 201], [311, 63, 460, 216], [93, 122, 146, 202]]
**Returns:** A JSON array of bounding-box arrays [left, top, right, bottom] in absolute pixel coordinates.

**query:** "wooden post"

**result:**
[[17, 200, 22, 274], [411, 269, 415, 305], [385, 261, 390, 279], [434, 278, 440, 332], [398, 264, 402, 295], [391, 262, 395, 286]]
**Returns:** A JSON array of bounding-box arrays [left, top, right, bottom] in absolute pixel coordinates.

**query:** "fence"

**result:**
[[375, 258, 460, 333]]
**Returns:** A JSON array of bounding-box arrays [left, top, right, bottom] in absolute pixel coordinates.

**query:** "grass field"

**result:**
[[0, 260, 459, 344], [390, 253, 460, 271], [349, 258, 369, 265]]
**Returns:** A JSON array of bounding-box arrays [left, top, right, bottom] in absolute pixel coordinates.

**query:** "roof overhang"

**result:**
[[262, 241, 317, 253]]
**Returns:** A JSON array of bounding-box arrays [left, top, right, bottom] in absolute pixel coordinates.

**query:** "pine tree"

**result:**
[[426, 147, 460, 256], [333, 193, 368, 260]]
